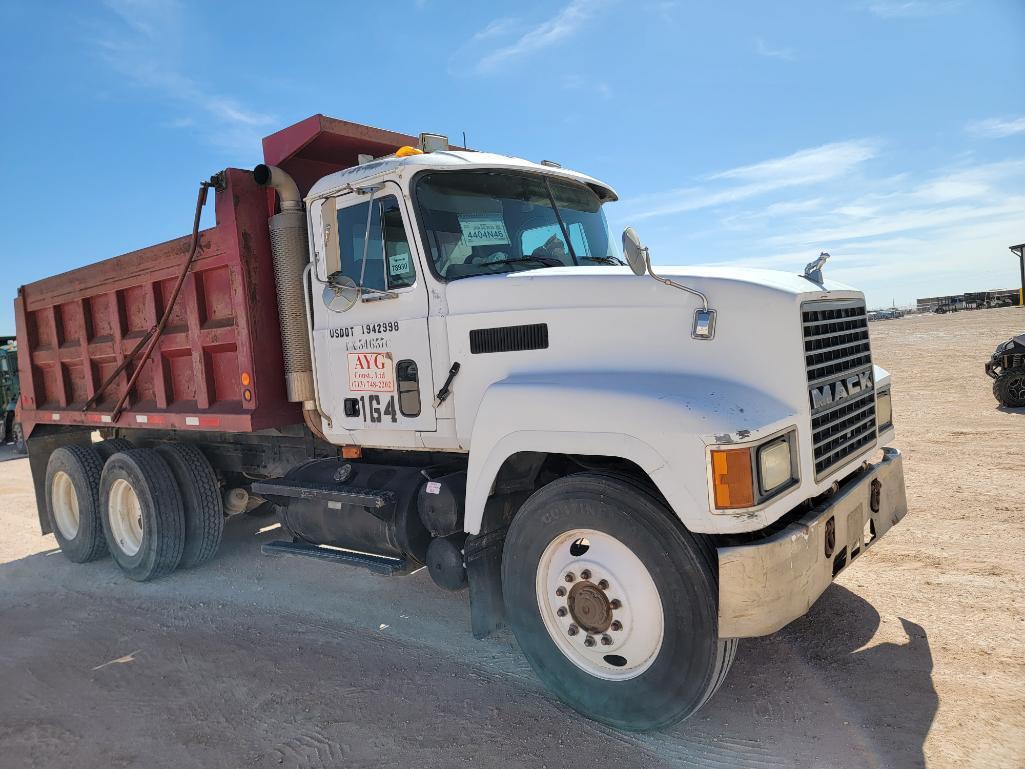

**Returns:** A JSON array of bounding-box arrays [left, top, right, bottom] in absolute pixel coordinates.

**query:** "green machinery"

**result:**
[[0, 336, 22, 449]]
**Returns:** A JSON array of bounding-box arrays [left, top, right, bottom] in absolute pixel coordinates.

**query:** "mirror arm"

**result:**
[[643, 249, 709, 311], [358, 187, 379, 287]]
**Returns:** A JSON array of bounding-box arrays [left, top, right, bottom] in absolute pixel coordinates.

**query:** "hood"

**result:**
[[443, 265, 860, 316]]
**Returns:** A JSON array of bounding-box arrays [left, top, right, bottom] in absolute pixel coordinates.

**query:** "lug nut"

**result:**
[[598, 579, 609, 590], [564, 572, 575, 583], [611, 620, 623, 631], [580, 569, 592, 580], [584, 635, 596, 647], [567, 624, 579, 636], [601, 634, 613, 646], [556, 607, 568, 617], [610, 599, 622, 610], [555, 586, 566, 597]]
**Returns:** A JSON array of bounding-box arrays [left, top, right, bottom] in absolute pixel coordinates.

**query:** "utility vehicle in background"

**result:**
[[987, 333, 1025, 407], [13, 115, 907, 730]]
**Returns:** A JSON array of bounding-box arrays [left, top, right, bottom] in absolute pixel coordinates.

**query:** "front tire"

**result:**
[[502, 474, 735, 731], [100, 449, 185, 581], [993, 367, 1025, 407]]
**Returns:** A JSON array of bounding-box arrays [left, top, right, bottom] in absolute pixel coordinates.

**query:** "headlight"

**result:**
[[758, 437, 793, 495], [876, 389, 893, 430], [711, 430, 798, 510]]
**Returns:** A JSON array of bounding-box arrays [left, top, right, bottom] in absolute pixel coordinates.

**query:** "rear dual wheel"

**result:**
[[100, 449, 185, 581], [45, 445, 107, 563], [503, 474, 736, 731], [48, 441, 224, 579]]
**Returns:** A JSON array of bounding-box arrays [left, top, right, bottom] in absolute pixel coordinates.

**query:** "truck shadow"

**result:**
[[0, 512, 938, 769], [222, 517, 940, 768], [622, 583, 938, 768]]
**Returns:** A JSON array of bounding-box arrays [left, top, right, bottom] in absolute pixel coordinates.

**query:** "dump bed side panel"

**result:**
[[15, 168, 300, 439]]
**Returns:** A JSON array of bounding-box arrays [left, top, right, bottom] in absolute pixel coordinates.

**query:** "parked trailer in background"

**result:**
[[14, 115, 909, 730]]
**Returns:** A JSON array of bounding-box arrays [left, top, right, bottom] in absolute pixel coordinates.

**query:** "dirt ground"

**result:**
[[1, 307, 1023, 769]]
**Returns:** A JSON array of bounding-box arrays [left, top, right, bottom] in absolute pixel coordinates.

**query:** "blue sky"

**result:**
[[2, 0, 1024, 332]]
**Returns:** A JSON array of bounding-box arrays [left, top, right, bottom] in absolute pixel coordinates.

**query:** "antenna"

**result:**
[[462, 131, 467, 150]]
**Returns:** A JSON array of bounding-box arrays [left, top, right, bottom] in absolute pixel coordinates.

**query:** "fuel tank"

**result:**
[[277, 458, 431, 563]]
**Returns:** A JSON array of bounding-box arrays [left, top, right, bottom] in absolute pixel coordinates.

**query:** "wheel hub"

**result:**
[[535, 528, 664, 681], [567, 581, 613, 634]]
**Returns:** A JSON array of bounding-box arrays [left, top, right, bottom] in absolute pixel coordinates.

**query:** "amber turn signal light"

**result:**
[[710, 448, 755, 509]]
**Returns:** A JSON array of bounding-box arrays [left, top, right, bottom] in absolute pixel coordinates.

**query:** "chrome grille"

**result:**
[[802, 299, 877, 479]]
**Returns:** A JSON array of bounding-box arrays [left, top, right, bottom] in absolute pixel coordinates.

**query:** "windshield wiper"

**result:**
[[581, 255, 626, 266], [485, 255, 562, 271], [543, 177, 580, 266]]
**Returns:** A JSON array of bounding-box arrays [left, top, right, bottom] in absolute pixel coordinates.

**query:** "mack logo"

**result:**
[[810, 371, 872, 410]]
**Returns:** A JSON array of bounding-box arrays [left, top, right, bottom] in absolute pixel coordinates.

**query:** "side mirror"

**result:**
[[324, 272, 360, 313], [622, 227, 649, 277]]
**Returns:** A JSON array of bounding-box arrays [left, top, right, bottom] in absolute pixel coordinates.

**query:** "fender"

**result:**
[[463, 371, 797, 535]]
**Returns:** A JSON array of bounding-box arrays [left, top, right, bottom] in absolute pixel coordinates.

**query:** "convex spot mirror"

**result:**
[[324, 272, 359, 313], [622, 227, 649, 277]]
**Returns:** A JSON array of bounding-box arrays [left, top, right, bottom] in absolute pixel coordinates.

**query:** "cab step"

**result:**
[[261, 539, 410, 576]]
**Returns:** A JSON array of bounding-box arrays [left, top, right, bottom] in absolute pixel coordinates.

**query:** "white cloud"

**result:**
[[92, 0, 274, 155], [608, 144, 1025, 307], [755, 37, 795, 61], [623, 140, 878, 220], [863, 1, 962, 19], [967, 117, 1025, 139], [469, 0, 611, 74]]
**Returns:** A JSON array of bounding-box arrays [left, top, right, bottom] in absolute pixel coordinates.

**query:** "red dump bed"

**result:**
[[14, 115, 419, 440]]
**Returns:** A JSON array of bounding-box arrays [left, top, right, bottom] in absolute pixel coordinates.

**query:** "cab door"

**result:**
[[308, 180, 436, 442]]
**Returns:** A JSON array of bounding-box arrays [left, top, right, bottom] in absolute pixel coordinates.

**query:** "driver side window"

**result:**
[[336, 196, 416, 292]]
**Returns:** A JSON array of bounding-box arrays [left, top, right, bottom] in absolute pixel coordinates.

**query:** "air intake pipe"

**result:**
[[253, 164, 316, 410]]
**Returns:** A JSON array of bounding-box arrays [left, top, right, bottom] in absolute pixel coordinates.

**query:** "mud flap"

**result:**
[[465, 526, 507, 639]]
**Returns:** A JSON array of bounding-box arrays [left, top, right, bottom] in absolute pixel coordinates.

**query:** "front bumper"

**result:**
[[717, 447, 907, 639]]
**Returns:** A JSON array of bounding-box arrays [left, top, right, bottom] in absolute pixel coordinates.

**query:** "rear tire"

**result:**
[[94, 438, 134, 461], [100, 449, 185, 581], [993, 367, 1025, 407], [155, 443, 224, 569], [502, 473, 735, 731], [45, 445, 107, 563]]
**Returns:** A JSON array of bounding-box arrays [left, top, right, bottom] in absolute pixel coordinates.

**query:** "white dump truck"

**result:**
[[16, 116, 907, 731]]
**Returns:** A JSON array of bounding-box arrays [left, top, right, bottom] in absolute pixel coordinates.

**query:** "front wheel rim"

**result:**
[[108, 478, 144, 557], [51, 471, 80, 540], [535, 528, 664, 681]]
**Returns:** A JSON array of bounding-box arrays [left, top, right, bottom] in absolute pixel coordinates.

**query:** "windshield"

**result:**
[[415, 170, 618, 280]]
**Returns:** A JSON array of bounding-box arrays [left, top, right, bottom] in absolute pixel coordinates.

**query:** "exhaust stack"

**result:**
[[253, 164, 316, 408]]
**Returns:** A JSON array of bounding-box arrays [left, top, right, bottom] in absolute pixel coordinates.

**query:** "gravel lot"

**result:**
[[1, 307, 1022, 769]]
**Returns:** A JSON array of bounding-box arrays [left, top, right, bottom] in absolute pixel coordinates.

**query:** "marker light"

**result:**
[[876, 389, 893, 430], [395, 145, 424, 157], [710, 448, 755, 509]]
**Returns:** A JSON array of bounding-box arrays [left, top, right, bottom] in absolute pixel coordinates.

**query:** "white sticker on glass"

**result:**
[[388, 252, 411, 275], [459, 215, 510, 246]]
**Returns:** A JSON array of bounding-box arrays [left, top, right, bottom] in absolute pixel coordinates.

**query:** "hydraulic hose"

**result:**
[[83, 178, 214, 421]]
